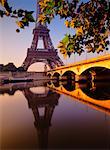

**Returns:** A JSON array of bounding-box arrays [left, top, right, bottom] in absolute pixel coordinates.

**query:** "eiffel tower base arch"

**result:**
[[22, 48, 63, 71]]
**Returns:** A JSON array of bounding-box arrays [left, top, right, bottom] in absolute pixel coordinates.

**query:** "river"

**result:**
[[0, 80, 110, 149]]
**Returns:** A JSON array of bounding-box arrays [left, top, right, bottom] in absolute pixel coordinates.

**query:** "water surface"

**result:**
[[0, 81, 110, 149]]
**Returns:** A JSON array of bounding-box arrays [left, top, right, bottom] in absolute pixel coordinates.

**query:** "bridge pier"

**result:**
[[59, 75, 62, 81], [75, 75, 80, 82]]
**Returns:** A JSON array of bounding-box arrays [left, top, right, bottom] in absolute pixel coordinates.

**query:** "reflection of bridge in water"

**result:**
[[47, 81, 110, 115]]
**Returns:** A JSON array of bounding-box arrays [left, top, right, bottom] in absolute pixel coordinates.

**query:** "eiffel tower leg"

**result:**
[[32, 107, 49, 149], [32, 108, 40, 125], [22, 54, 34, 71], [22, 55, 31, 71], [31, 35, 38, 50], [47, 59, 55, 69], [43, 36, 49, 49], [56, 56, 64, 66], [45, 105, 55, 126]]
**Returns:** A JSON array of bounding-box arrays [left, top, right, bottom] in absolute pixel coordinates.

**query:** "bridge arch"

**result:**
[[52, 72, 60, 80], [62, 80, 75, 91], [80, 66, 110, 81], [62, 70, 75, 80], [52, 81, 60, 87], [79, 64, 110, 75], [47, 73, 52, 79], [81, 66, 109, 74]]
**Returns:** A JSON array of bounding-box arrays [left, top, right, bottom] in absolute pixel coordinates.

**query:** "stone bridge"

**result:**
[[47, 54, 110, 81]]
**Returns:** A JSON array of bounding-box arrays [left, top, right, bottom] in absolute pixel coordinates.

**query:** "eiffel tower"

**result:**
[[22, 0, 64, 71]]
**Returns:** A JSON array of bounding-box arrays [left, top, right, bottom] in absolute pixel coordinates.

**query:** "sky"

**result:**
[[0, 0, 110, 71]]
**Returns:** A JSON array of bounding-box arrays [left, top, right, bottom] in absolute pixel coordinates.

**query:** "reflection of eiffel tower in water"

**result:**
[[23, 87, 60, 149], [22, 0, 64, 70]]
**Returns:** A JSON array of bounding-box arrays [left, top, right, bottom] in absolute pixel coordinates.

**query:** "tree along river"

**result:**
[[0, 80, 110, 149]]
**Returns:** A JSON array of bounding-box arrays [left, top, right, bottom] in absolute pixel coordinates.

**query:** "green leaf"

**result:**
[[62, 34, 69, 45], [22, 17, 29, 26], [25, 12, 35, 22], [47, 1, 55, 8], [45, 8, 52, 15], [67, 43, 74, 51]]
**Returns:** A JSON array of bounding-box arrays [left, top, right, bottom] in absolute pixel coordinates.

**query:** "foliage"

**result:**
[[17, 66, 25, 72], [0, 0, 35, 32], [38, 0, 110, 57], [2, 63, 17, 72], [0, 0, 110, 58]]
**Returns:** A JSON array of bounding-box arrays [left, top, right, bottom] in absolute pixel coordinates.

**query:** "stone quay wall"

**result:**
[[0, 72, 49, 83]]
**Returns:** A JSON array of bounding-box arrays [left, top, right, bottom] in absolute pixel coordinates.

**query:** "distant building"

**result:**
[[2, 63, 17, 72], [0, 63, 26, 72], [0, 64, 4, 72], [17, 66, 25, 72]]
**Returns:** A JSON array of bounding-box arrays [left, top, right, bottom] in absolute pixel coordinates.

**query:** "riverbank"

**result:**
[[0, 71, 49, 84]]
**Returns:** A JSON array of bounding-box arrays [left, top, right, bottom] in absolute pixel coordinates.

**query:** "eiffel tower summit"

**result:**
[[22, 0, 64, 71]]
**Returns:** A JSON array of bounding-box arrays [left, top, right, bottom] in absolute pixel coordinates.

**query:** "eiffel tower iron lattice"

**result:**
[[22, 0, 64, 71]]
